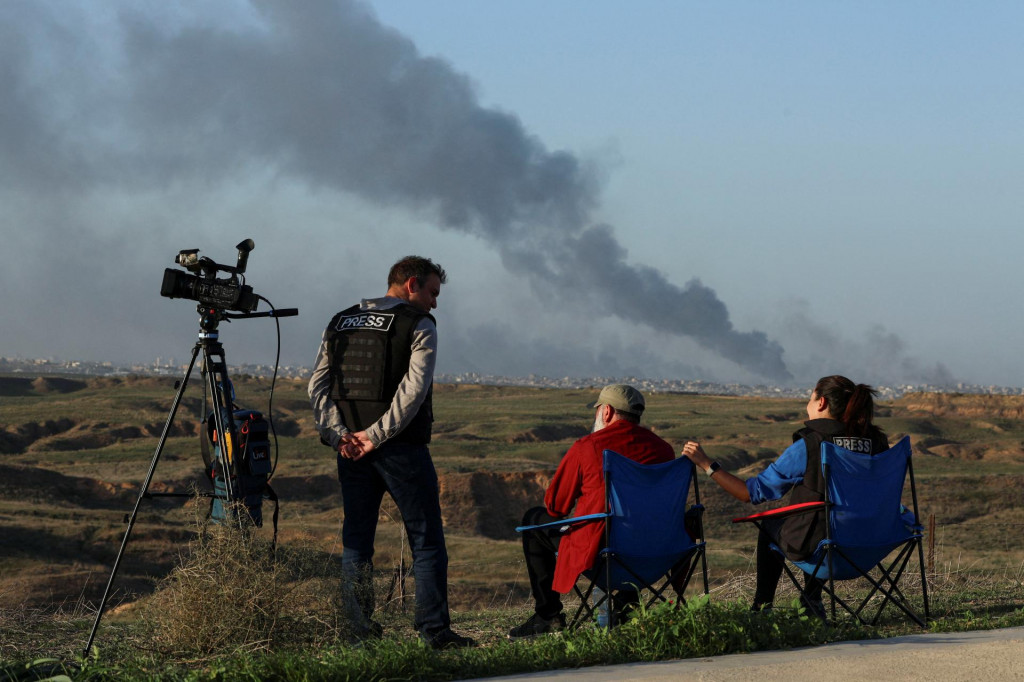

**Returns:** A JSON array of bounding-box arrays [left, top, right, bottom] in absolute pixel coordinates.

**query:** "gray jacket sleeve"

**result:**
[[308, 330, 348, 449], [365, 316, 437, 446]]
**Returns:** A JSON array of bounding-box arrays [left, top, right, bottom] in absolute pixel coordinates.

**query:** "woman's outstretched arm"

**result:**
[[681, 441, 751, 503]]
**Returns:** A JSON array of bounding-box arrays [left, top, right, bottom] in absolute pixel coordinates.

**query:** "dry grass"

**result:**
[[138, 502, 357, 657]]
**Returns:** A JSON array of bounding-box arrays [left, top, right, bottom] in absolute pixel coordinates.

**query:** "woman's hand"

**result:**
[[683, 441, 751, 503], [681, 441, 711, 470]]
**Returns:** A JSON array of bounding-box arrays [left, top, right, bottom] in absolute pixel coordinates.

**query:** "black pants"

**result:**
[[753, 518, 824, 608], [520, 507, 566, 618], [519, 507, 639, 619], [337, 442, 450, 637]]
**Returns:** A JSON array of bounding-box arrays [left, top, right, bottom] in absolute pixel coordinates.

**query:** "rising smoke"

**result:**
[[769, 300, 955, 387], [2, 0, 789, 378]]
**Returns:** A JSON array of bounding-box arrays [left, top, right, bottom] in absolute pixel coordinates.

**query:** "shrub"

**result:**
[[139, 504, 355, 657]]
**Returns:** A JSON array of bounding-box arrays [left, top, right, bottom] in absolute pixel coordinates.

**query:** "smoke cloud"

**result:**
[[769, 300, 956, 387], [2, 0, 788, 378]]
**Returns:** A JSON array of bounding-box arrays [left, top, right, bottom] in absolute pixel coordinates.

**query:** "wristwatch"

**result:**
[[705, 461, 722, 477]]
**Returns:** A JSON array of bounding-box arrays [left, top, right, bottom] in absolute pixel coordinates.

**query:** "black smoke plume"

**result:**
[[2, 0, 789, 379]]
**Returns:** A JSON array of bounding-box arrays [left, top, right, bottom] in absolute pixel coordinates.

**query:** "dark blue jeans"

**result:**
[[337, 441, 450, 636]]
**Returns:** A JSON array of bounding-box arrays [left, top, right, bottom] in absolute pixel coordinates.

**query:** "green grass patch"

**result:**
[[6, 591, 1024, 682]]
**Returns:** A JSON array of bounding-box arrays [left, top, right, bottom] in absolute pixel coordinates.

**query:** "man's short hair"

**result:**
[[388, 256, 447, 288], [613, 410, 641, 424]]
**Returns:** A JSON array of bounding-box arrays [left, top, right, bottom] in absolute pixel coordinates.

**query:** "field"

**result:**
[[2, 374, 1024, 666]]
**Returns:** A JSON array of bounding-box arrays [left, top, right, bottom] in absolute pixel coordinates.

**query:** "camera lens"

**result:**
[[161, 268, 197, 300]]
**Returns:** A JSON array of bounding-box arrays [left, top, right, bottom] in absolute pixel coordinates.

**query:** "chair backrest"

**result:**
[[602, 449, 696, 586], [821, 435, 914, 550]]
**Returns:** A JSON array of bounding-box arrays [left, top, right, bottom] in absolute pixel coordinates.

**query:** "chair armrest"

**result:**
[[732, 501, 825, 524], [515, 512, 609, 534]]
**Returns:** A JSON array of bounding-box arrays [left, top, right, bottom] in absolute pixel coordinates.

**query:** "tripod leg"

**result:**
[[203, 342, 242, 519], [83, 344, 202, 657]]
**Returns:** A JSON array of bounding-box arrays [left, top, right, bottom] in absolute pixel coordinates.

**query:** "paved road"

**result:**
[[469, 626, 1024, 681]]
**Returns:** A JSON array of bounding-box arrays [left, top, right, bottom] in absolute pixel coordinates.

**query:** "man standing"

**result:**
[[509, 384, 675, 639], [309, 255, 474, 649]]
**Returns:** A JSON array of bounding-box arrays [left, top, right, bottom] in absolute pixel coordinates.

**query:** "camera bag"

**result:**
[[202, 408, 278, 536]]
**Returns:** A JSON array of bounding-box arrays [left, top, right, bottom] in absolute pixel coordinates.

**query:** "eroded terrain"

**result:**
[[3, 375, 1023, 612]]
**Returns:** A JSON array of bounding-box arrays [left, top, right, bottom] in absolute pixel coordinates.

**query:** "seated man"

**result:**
[[509, 384, 675, 639]]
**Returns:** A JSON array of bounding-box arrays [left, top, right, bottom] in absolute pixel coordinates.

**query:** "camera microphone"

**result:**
[[235, 239, 255, 274]]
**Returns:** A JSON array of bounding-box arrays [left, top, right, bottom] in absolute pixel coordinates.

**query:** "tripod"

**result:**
[[83, 303, 297, 656]]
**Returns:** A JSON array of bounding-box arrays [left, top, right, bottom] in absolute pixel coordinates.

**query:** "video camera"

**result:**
[[160, 239, 260, 312]]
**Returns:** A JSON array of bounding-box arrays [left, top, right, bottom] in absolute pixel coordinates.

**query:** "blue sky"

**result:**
[[2, 1, 1022, 387], [363, 1, 1024, 385]]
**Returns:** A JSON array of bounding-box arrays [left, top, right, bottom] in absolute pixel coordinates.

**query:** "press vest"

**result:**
[[325, 303, 434, 444], [777, 419, 888, 560]]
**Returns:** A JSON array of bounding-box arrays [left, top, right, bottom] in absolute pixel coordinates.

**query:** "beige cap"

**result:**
[[587, 384, 645, 417]]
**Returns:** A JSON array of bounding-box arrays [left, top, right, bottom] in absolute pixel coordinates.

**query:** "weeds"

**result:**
[[64, 599, 850, 681], [137, 504, 356, 657], [2, 583, 1023, 681]]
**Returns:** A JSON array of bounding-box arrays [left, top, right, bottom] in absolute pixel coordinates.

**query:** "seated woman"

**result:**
[[681, 375, 887, 613]]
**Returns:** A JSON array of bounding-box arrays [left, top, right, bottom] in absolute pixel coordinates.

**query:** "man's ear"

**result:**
[[602, 404, 615, 424], [405, 276, 419, 294]]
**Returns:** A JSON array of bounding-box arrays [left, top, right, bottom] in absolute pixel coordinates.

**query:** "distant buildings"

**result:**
[[0, 356, 310, 381], [1, 356, 1021, 399], [432, 372, 1022, 399]]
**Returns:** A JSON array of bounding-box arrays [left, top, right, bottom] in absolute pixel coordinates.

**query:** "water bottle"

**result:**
[[593, 587, 610, 628]]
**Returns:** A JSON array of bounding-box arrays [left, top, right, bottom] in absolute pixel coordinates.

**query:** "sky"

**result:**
[[2, 0, 1023, 388]]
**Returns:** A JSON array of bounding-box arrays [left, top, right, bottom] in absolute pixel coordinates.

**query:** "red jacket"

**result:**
[[544, 419, 675, 593]]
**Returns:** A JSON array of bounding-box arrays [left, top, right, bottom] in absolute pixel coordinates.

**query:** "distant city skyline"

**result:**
[[4, 354, 1022, 402], [2, 2, 1022, 387]]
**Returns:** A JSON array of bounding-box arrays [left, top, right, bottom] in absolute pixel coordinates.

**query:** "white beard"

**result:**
[[592, 413, 606, 433]]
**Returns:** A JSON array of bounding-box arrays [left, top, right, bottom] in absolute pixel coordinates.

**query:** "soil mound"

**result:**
[[508, 424, 588, 443], [439, 471, 550, 539], [745, 412, 799, 423], [0, 464, 137, 507], [0, 419, 76, 454], [0, 377, 35, 396], [30, 377, 87, 394], [0, 418, 200, 455], [0, 376, 88, 396], [897, 393, 1024, 419], [716, 449, 760, 470]]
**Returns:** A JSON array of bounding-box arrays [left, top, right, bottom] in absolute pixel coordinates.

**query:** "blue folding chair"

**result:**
[[517, 450, 708, 629], [734, 436, 929, 626]]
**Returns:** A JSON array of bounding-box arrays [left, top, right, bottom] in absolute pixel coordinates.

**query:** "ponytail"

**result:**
[[814, 375, 881, 438], [841, 384, 876, 437]]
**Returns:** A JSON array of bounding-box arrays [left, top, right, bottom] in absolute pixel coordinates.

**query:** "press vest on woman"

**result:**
[[776, 418, 888, 560]]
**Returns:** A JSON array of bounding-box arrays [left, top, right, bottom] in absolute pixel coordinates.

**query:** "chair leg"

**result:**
[[829, 543, 927, 628], [568, 581, 596, 630], [652, 549, 702, 607]]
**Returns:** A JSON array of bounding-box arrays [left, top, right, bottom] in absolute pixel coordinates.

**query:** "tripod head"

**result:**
[[196, 303, 299, 337]]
